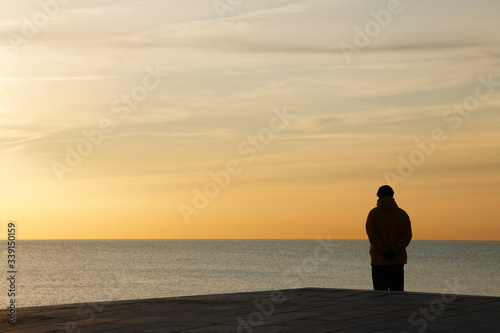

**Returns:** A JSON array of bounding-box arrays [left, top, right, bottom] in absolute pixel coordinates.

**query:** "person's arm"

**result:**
[[392, 212, 412, 254], [366, 210, 386, 252]]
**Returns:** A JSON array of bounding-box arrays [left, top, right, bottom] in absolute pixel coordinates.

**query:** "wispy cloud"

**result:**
[[0, 130, 45, 153], [63, 5, 137, 16], [0, 75, 118, 82]]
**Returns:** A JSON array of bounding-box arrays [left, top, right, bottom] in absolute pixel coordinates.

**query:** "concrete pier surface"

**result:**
[[1, 288, 499, 332]]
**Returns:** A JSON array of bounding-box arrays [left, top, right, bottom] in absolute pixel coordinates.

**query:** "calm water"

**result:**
[[1, 240, 499, 307]]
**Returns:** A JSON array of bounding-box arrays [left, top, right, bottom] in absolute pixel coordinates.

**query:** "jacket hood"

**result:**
[[377, 196, 398, 211]]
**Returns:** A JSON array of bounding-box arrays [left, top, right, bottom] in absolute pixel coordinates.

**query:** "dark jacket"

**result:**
[[366, 196, 412, 265]]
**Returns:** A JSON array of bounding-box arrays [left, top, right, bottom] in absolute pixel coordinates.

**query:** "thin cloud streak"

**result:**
[[0, 75, 119, 82]]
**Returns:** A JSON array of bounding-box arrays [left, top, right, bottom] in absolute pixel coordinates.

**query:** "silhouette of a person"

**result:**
[[366, 185, 412, 291]]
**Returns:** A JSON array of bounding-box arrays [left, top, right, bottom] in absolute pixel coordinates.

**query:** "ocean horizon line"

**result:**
[[4, 238, 499, 241]]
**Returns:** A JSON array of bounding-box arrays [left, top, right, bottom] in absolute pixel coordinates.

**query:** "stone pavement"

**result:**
[[1, 288, 499, 332]]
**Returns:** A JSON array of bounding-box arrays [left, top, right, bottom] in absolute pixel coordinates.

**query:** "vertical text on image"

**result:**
[[6, 221, 17, 325]]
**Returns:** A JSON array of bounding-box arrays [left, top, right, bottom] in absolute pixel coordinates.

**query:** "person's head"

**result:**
[[377, 185, 394, 198]]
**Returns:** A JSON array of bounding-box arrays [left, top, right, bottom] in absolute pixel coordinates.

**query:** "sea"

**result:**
[[1, 240, 499, 308]]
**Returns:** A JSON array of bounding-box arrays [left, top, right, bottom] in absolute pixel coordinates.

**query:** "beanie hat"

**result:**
[[377, 185, 394, 198]]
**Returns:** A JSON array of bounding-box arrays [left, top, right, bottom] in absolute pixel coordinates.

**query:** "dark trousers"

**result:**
[[372, 264, 404, 291]]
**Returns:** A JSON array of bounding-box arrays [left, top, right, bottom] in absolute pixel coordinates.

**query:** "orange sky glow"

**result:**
[[1, 0, 499, 240]]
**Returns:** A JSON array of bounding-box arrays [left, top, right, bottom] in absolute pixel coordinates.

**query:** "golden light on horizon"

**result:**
[[1, 1, 499, 241]]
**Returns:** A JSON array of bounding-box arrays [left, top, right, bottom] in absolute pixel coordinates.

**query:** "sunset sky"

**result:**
[[1, 0, 499, 240]]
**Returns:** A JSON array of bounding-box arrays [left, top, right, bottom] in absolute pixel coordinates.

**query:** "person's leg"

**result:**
[[372, 265, 389, 291], [388, 264, 404, 291]]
